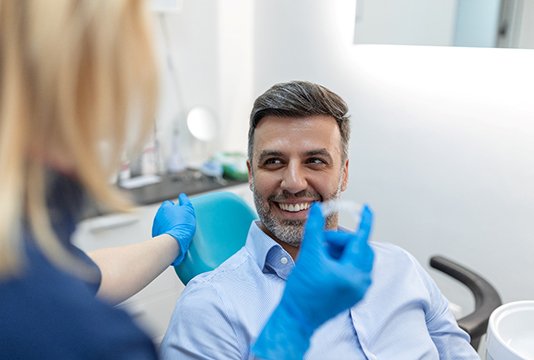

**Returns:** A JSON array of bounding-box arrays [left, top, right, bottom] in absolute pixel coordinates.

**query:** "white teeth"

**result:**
[[279, 203, 311, 212]]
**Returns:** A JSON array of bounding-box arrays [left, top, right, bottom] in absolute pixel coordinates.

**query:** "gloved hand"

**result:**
[[252, 203, 374, 360], [152, 193, 196, 266]]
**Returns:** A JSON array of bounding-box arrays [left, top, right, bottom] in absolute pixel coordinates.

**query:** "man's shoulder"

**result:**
[[178, 246, 260, 305], [370, 241, 412, 258], [190, 246, 255, 284], [162, 245, 268, 359], [370, 241, 422, 270], [169, 244, 277, 341]]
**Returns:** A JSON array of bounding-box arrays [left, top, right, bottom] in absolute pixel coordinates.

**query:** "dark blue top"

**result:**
[[0, 173, 157, 359]]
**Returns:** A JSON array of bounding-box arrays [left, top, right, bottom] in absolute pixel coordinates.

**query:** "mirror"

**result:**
[[186, 106, 217, 142], [354, 0, 534, 49]]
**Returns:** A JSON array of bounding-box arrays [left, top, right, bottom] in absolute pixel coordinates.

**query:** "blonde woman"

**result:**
[[0, 1, 192, 358], [0, 1, 374, 359]]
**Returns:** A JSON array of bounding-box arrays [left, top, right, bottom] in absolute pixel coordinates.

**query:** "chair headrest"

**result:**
[[174, 191, 257, 285]]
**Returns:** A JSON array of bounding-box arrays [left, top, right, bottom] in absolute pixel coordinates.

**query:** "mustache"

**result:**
[[268, 192, 321, 203]]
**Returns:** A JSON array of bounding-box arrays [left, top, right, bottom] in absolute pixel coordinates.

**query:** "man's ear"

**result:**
[[341, 159, 349, 192], [247, 160, 253, 190]]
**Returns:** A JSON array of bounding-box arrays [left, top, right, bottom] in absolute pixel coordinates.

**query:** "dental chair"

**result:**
[[176, 191, 502, 351], [174, 191, 257, 285]]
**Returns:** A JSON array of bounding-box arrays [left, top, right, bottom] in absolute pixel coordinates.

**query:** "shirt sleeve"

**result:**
[[410, 254, 480, 359], [160, 280, 244, 360], [70, 243, 102, 294]]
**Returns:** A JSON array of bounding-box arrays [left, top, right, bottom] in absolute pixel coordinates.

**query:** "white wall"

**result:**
[[343, 46, 534, 313], [251, 0, 534, 314], [216, 0, 254, 153]]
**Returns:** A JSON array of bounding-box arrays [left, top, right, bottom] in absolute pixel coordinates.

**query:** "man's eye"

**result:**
[[307, 158, 327, 165], [263, 158, 283, 166]]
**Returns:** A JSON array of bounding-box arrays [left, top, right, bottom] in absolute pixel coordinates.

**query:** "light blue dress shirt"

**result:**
[[161, 221, 479, 359]]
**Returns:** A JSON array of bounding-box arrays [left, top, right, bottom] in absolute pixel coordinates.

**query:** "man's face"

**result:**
[[247, 115, 349, 247]]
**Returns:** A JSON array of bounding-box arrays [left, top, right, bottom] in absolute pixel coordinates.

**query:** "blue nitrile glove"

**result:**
[[152, 193, 196, 266], [251, 203, 374, 360]]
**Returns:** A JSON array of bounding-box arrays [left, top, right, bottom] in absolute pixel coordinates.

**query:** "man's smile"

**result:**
[[277, 202, 312, 212]]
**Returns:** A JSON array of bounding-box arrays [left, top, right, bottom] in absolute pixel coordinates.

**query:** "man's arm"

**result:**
[[160, 282, 243, 359], [411, 254, 480, 359], [427, 300, 480, 359]]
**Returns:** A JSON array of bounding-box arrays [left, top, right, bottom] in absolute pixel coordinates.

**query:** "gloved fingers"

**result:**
[[343, 236, 374, 272], [324, 230, 351, 246], [161, 199, 174, 207], [354, 204, 373, 240], [301, 202, 325, 252], [178, 193, 191, 206], [152, 200, 173, 236], [324, 231, 354, 260], [353, 241, 374, 273], [341, 205, 374, 269]]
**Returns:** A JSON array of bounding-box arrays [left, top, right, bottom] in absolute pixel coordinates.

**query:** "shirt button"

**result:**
[[280, 257, 288, 265]]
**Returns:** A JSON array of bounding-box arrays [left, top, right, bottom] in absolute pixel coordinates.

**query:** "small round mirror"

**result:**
[[186, 106, 217, 142]]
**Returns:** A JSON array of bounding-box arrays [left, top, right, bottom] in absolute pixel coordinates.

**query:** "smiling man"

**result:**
[[250, 113, 347, 259], [161, 81, 478, 359]]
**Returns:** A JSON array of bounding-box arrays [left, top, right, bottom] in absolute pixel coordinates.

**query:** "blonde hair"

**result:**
[[0, 0, 158, 277]]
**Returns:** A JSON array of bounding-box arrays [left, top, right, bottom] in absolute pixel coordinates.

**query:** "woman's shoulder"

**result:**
[[0, 243, 157, 359]]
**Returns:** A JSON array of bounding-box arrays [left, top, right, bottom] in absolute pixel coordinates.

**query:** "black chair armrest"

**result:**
[[430, 255, 502, 349]]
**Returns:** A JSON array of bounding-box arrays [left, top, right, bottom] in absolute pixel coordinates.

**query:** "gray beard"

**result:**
[[257, 206, 305, 247], [251, 181, 342, 247]]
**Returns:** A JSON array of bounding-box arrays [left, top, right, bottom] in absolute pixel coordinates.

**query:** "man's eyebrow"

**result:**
[[257, 150, 284, 163], [304, 148, 333, 161], [257, 149, 335, 163]]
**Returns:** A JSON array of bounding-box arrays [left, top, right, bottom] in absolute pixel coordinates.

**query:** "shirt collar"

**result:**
[[44, 169, 87, 244], [245, 221, 295, 280]]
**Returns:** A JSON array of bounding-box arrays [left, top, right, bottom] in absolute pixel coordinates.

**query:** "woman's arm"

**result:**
[[89, 234, 178, 304], [90, 193, 196, 304]]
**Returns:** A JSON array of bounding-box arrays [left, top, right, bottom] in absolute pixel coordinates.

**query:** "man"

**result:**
[[161, 81, 479, 359]]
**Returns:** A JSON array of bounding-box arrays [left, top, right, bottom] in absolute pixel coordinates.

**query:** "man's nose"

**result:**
[[280, 163, 307, 193]]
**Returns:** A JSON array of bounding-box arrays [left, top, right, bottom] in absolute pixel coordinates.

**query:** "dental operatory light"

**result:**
[[186, 107, 217, 142]]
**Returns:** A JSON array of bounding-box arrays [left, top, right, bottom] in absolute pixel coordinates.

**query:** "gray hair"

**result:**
[[248, 80, 350, 162]]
